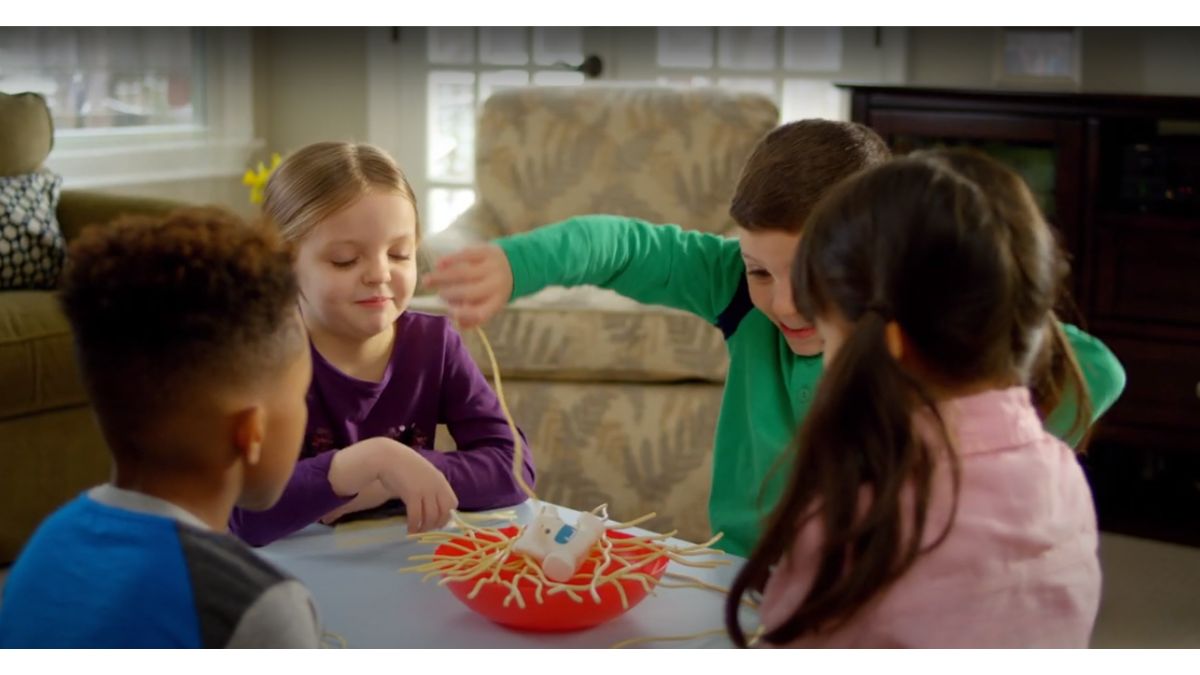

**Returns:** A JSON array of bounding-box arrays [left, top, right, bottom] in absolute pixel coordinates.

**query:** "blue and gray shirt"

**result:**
[[0, 485, 321, 648]]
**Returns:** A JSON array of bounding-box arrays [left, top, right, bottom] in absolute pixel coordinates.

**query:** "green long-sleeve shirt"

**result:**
[[498, 216, 1127, 557]]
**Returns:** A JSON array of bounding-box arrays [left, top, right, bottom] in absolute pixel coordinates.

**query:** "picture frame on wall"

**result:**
[[993, 27, 1081, 90]]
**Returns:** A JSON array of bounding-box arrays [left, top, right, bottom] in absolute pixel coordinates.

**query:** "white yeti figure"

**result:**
[[513, 505, 606, 582]]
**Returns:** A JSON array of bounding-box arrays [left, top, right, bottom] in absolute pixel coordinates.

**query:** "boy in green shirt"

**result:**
[[425, 120, 1126, 557]]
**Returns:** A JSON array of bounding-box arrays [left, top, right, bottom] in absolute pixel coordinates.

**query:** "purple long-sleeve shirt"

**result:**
[[229, 311, 536, 546]]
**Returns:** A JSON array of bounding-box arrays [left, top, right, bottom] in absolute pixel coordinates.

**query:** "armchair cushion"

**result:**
[[0, 290, 84, 420], [409, 290, 729, 384], [0, 92, 54, 177]]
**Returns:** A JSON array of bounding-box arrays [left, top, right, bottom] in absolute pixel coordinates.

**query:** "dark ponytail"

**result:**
[[726, 148, 1058, 646], [1029, 315, 1094, 448], [931, 150, 1094, 449], [726, 309, 956, 646]]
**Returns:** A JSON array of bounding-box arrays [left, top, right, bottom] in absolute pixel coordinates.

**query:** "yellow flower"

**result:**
[[243, 153, 282, 205]]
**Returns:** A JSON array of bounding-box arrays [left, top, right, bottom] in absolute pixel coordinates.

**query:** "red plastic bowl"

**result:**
[[435, 526, 669, 632]]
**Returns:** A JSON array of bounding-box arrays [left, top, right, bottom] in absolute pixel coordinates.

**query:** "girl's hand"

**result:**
[[376, 442, 458, 533], [422, 244, 513, 330], [327, 437, 458, 532], [319, 479, 390, 525]]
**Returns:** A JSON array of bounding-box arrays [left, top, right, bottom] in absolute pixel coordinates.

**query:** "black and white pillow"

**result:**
[[0, 168, 65, 290]]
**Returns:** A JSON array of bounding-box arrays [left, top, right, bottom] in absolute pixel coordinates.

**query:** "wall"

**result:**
[[86, 28, 371, 214], [92, 176, 252, 217], [908, 27, 1200, 96], [256, 27, 370, 156]]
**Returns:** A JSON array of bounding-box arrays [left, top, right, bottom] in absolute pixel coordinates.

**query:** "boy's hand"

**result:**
[[423, 244, 513, 330]]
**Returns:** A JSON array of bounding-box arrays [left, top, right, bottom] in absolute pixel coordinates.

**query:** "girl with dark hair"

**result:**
[[727, 149, 1101, 648]]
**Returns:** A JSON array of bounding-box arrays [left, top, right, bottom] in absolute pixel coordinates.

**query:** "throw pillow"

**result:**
[[0, 168, 65, 290]]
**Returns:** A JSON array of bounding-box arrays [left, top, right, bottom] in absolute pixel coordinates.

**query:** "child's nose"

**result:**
[[773, 277, 799, 320], [363, 255, 391, 285]]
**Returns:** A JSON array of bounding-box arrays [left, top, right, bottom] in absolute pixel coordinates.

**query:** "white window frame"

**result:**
[[367, 28, 442, 231], [367, 27, 595, 235], [365, 28, 910, 234], [634, 27, 910, 122], [44, 28, 261, 189]]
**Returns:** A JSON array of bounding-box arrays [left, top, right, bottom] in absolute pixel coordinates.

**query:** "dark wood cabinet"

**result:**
[[844, 86, 1200, 545]]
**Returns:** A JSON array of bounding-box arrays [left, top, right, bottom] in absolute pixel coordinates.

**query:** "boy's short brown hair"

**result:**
[[59, 207, 303, 460], [730, 119, 891, 232]]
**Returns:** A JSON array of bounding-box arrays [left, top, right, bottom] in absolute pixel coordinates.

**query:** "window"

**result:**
[[0, 28, 256, 189], [422, 28, 587, 234], [655, 27, 846, 123], [371, 28, 587, 236], [367, 28, 906, 237], [0, 27, 199, 131]]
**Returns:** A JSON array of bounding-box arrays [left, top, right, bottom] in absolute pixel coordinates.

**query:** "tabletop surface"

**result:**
[[257, 500, 754, 648]]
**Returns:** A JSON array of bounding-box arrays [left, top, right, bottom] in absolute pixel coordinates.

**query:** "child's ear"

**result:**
[[232, 406, 266, 466], [884, 321, 905, 362]]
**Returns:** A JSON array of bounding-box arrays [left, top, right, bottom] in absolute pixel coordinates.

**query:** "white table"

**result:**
[[257, 500, 753, 648]]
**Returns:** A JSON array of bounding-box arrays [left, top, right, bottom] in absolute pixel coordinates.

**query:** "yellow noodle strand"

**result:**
[[476, 328, 537, 502]]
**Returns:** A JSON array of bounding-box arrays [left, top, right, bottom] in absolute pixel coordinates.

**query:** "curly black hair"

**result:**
[[59, 207, 303, 458]]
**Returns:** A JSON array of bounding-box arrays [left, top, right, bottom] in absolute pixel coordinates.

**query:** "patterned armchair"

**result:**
[[414, 85, 779, 542]]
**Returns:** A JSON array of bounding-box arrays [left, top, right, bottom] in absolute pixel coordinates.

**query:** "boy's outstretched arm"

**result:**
[[1045, 323, 1128, 446], [424, 215, 745, 330]]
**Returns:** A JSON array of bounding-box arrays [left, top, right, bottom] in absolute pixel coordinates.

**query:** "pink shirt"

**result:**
[[758, 387, 1101, 648]]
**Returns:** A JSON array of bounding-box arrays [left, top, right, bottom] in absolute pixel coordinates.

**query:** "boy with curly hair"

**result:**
[[0, 208, 320, 648]]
